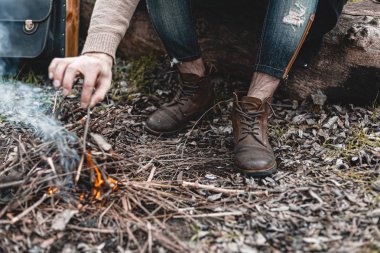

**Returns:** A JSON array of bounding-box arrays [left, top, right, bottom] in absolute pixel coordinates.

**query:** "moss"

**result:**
[[111, 54, 157, 102], [356, 244, 380, 253], [22, 71, 44, 86], [128, 55, 157, 89]]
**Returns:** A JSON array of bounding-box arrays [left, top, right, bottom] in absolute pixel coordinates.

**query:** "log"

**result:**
[[287, 1, 380, 104], [66, 0, 80, 57], [80, 0, 380, 103]]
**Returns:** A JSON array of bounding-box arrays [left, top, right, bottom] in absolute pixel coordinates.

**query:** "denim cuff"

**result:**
[[254, 64, 285, 79], [174, 54, 202, 63]]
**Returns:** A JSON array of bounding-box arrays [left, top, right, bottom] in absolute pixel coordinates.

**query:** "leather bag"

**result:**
[[0, 0, 66, 59]]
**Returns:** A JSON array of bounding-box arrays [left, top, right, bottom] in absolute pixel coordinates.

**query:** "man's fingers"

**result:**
[[61, 63, 82, 96], [49, 58, 76, 88], [52, 62, 69, 88], [80, 69, 99, 108], [89, 76, 112, 108], [48, 58, 60, 79], [49, 54, 113, 109]]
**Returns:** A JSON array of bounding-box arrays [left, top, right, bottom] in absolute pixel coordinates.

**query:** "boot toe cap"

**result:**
[[235, 146, 276, 175], [145, 110, 182, 135]]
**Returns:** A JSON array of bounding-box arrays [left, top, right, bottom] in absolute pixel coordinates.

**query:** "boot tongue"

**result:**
[[240, 96, 263, 112]]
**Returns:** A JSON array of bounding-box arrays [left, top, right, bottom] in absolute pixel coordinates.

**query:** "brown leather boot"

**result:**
[[145, 72, 214, 136], [232, 93, 277, 177]]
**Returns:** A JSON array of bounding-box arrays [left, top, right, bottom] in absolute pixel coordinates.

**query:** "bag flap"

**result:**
[[0, 0, 54, 22]]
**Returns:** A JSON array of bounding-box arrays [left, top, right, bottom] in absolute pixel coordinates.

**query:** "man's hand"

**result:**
[[48, 53, 113, 108]]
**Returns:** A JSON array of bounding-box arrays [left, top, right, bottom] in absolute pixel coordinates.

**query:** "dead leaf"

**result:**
[[367, 209, 380, 218], [52, 210, 78, 231], [311, 90, 327, 107], [207, 193, 223, 201], [371, 180, 380, 192]]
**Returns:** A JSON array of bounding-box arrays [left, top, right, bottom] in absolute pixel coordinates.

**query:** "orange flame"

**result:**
[[86, 152, 118, 200], [108, 176, 119, 191], [47, 186, 59, 195]]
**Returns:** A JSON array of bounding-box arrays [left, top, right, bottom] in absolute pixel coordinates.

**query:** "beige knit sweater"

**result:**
[[82, 0, 141, 60]]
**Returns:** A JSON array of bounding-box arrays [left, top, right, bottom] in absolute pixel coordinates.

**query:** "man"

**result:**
[[49, 0, 346, 177]]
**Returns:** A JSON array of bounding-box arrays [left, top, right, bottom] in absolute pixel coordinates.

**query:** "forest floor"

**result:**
[[0, 56, 379, 253]]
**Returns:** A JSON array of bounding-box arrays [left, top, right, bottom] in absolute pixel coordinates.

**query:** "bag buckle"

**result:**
[[25, 20, 35, 31]]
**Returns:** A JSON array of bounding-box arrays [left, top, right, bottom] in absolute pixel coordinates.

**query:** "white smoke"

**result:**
[[0, 13, 79, 177], [0, 81, 80, 175]]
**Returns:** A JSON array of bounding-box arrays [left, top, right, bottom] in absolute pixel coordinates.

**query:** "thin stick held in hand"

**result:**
[[82, 106, 91, 154], [75, 107, 91, 184], [52, 91, 59, 115]]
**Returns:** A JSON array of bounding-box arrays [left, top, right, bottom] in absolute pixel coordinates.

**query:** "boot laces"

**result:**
[[236, 101, 276, 146], [172, 84, 200, 106]]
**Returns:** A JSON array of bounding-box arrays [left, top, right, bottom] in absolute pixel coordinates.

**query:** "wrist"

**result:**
[[83, 52, 113, 67]]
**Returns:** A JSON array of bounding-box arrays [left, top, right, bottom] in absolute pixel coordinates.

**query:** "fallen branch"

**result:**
[[182, 181, 267, 196], [174, 211, 244, 219], [0, 180, 25, 189], [11, 194, 49, 224], [67, 224, 117, 233]]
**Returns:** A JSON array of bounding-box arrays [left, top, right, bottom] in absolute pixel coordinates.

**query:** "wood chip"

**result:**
[[90, 133, 112, 151]]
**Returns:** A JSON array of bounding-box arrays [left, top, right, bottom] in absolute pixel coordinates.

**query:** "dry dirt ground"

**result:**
[[0, 57, 379, 253]]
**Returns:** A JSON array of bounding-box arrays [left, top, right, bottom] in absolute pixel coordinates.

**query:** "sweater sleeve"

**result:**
[[81, 0, 141, 60]]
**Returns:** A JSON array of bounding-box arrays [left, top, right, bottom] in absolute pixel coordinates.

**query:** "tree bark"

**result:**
[[80, 0, 380, 103]]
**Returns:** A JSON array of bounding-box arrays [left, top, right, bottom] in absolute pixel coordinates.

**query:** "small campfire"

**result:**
[[45, 151, 119, 202], [85, 152, 118, 200]]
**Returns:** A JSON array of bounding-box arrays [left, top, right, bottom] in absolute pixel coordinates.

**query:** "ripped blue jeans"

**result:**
[[146, 0, 318, 79]]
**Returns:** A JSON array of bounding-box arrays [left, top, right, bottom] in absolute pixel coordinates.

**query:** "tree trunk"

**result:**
[[80, 0, 380, 103]]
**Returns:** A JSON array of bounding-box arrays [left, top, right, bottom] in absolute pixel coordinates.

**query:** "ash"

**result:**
[[0, 81, 79, 174]]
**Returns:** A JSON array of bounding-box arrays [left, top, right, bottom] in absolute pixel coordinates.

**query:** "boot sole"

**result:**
[[145, 115, 210, 137], [145, 124, 183, 137], [238, 163, 277, 178], [144, 104, 214, 137]]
